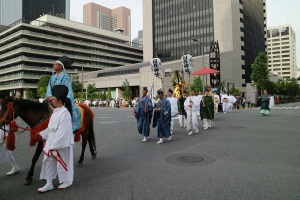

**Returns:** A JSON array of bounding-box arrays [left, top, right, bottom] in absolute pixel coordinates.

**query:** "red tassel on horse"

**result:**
[[6, 130, 16, 151]]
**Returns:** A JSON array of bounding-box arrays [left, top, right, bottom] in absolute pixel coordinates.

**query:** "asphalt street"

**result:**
[[0, 102, 299, 200]]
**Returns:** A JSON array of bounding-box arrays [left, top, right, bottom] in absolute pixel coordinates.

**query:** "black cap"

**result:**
[[190, 88, 195, 92], [168, 88, 173, 93], [0, 90, 8, 99], [57, 56, 73, 66], [52, 85, 68, 100], [157, 89, 163, 95], [143, 87, 147, 90]]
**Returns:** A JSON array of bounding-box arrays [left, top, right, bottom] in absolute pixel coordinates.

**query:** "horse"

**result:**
[[0, 96, 97, 185]]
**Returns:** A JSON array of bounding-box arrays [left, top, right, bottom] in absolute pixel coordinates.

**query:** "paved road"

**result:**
[[1, 102, 300, 200]]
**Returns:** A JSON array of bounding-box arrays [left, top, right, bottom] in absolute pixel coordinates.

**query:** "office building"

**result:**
[[83, 3, 131, 40], [143, 0, 266, 88], [267, 24, 297, 79], [0, 14, 143, 96], [0, 0, 70, 26], [132, 30, 143, 47]]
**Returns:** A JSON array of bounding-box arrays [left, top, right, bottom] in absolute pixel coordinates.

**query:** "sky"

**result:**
[[70, 0, 299, 69]]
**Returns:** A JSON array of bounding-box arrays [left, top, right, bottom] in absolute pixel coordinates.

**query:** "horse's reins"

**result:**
[[0, 101, 50, 135]]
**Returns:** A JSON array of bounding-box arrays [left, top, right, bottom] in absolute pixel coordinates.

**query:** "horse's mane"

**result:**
[[14, 98, 49, 112]]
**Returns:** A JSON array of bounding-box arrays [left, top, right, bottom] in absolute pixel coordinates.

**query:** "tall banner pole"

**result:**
[[181, 53, 194, 135]]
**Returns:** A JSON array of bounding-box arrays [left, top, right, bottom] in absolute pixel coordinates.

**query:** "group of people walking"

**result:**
[[135, 86, 216, 144]]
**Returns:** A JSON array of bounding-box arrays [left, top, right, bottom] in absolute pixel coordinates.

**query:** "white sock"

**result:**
[[159, 138, 163, 142], [46, 179, 53, 186], [143, 136, 147, 140]]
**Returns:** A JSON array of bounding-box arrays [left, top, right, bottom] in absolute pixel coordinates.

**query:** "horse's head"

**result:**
[[0, 96, 16, 127]]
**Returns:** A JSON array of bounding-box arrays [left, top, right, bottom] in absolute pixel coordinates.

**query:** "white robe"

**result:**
[[196, 95, 203, 116], [228, 95, 236, 112], [269, 96, 275, 109], [0, 124, 13, 164], [167, 97, 178, 131], [39, 106, 74, 183], [214, 94, 220, 112], [184, 96, 199, 132], [221, 94, 229, 113]]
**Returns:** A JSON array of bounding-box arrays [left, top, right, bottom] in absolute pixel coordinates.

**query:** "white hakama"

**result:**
[[39, 107, 74, 184], [184, 96, 199, 133], [167, 97, 178, 133]]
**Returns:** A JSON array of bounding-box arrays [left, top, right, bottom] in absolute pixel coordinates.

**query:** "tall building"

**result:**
[[267, 24, 297, 79], [0, 0, 70, 26], [0, 14, 142, 96], [83, 3, 131, 40], [143, 0, 266, 88], [132, 30, 143, 47]]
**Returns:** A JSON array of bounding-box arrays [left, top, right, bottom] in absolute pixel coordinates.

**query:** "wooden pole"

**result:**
[[189, 73, 192, 132]]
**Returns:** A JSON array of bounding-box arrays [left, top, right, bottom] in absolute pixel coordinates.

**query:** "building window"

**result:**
[[272, 29, 280, 37]]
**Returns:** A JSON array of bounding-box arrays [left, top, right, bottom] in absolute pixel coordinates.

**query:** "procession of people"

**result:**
[[0, 55, 278, 195]]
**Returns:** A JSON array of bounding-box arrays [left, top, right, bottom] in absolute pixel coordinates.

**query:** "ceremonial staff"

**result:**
[[181, 53, 194, 134]]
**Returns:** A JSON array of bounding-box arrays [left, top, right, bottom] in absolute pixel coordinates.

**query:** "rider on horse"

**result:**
[[45, 56, 81, 131]]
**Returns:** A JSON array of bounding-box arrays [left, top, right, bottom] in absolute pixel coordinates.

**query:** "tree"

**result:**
[[107, 87, 112, 99], [87, 84, 97, 100], [72, 80, 82, 95], [77, 92, 86, 100], [264, 80, 278, 95], [25, 88, 35, 99], [37, 75, 51, 98], [217, 80, 226, 95], [99, 92, 106, 100], [229, 88, 240, 96], [192, 76, 203, 95], [276, 79, 287, 96], [286, 78, 300, 99], [122, 79, 132, 101], [250, 52, 269, 94]]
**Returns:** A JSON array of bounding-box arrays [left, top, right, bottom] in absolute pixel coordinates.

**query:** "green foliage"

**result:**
[[72, 79, 82, 96], [77, 92, 86, 99], [122, 79, 132, 101], [250, 52, 269, 94], [264, 80, 278, 95], [99, 91, 106, 100], [192, 76, 203, 95], [37, 75, 51, 98], [286, 78, 300, 97], [276, 79, 287, 96], [107, 87, 112, 99], [87, 84, 97, 100], [229, 88, 240, 96], [217, 80, 226, 95], [25, 88, 35, 99]]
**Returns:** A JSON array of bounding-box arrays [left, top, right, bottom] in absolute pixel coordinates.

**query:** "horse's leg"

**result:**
[[24, 140, 43, 185], [76, 132, 87, 167], [87, 123, 97, 159]]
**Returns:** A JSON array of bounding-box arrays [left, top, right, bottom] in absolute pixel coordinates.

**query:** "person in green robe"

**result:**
[[260, 89, 271, 116], [177, 91, 187, 128], [200, 89, 214, 130]]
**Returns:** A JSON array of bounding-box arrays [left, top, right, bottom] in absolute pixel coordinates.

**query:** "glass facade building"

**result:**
[[0, 15, 142, 96], [0, 0, 70, 26], [152, 0, 214, 62]]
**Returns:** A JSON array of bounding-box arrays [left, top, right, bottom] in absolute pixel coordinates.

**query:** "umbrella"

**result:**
[[191, 67, 220, 75], [191, 67, 220, 89]]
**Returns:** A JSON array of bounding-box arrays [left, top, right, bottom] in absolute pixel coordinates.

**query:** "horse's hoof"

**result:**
[[76, 163, 83, 167], [24, 179, 33, 185], [92, 154, 97, 159]]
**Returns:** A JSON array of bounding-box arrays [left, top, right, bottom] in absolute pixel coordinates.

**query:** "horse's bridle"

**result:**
[[0, 102, 16, 124]]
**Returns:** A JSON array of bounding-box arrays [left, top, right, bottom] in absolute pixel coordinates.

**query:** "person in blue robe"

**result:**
[[46, 56, 81, 131], [135, 87, 153, 142], [152, 89, 171, 144]]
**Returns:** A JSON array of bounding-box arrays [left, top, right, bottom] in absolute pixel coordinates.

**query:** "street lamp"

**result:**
[[85, 75, 88, 100], [192, 38, 205, 92]]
